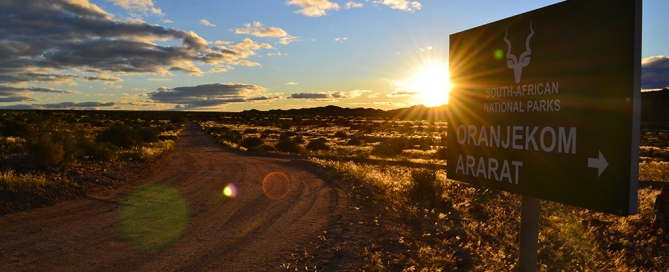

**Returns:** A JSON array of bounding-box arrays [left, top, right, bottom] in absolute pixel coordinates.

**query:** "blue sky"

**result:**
[[1, 0, 667, 111]]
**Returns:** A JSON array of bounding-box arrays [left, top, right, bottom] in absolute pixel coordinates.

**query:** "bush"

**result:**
[[119, 149, 148, 162], [371, 138, 409, 157], [292, 136, 306, 144], [84, 141, 119, 161], [97, 125, 143, 148], [334, 131, 348, 138], [371, 142, 401, 157], [26, 135, 65, 167], [275, 138, 302, 154], [346, 138, 362, 146], [241, 137, 264, 149], [257, 144, 276, 152], [306, 138, 330, 151], [138, 127, 159, 143], [409, 168, 441, 202]]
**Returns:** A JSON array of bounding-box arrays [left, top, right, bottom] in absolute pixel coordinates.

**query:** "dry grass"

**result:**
[[141, 140, 176, 158], [312, 158, 669, 271], [639, 161, 669, 182], [0, 170, 67, 192]]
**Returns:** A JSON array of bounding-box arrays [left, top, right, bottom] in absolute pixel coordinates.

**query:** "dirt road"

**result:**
[[0, 122, 347, 271]]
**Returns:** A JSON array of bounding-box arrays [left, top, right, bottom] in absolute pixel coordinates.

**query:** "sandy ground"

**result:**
[[0, 122, 350, 271]]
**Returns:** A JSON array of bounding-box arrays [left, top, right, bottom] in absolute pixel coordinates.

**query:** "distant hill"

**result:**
[[240, 88, 668, 124], [641, 88, 669, 127], [242, 104, 449, 120]]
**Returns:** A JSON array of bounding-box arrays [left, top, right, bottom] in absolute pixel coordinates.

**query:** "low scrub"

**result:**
[[83, 141, 119, 161], [306, 138, 329, 151], [97, 125, 143, 149], [275, 138, 303, 154], [26, 135, 66, 167], [409, 168, 443, 204], [0, 170, 66, 192], [311, 158, 669, 270], [241, 137, 264, 149]]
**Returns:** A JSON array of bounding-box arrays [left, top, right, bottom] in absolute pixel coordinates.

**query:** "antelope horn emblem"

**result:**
[[503, 22, 534, 83]]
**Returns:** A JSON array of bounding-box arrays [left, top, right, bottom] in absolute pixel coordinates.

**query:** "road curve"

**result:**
[[0, 122, 346, 271]]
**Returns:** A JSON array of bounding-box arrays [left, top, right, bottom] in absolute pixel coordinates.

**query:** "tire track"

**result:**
[[0, 122, 346, 271]]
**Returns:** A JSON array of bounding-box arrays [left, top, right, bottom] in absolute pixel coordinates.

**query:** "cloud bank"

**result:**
[[149, 83, 279, 109], [0, 0, 272, 103], [642, 55, 669, 89], [289, 90, 369, 101]]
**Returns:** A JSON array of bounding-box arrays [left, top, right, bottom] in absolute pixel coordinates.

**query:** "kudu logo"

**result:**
[[503, 22, 534, 83]]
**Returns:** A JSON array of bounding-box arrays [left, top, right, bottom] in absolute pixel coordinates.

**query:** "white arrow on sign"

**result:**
[[588, 151, 609, 177]]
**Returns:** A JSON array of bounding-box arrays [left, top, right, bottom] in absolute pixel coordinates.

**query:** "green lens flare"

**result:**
[[118, 183, 190, 252], [494, 49, 504, 60]]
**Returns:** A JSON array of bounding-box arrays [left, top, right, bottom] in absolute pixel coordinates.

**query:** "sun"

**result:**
[[408, 63, 452, 107]]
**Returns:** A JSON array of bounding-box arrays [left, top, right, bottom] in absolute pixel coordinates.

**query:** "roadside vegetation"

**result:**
[[0, 110, 184, 213], [195, 111, 669, 270], [197, 114, 447, 165], [310, 154, 668, 271]]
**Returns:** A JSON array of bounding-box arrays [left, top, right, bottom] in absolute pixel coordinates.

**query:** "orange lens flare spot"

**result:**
[[223, 183, 238, 198], [262, 172, 291, 200]]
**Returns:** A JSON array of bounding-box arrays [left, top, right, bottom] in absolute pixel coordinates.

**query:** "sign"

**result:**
[[447, 0, 641, 215]]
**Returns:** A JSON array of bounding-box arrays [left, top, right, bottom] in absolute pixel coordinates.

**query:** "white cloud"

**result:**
[[108, 0, 164, 17], [335, 37, 349, 42], [373, 0, 422, 12], [642, 55, 669, 89], [236, 22, 298, 44], [200, 19, 216, 27], [286, 0, 340, 17], [286, 82, 299, 85], [344, 1, 363, 9]]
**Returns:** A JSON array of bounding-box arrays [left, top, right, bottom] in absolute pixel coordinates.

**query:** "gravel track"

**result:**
[[0, 122, 347, 271]]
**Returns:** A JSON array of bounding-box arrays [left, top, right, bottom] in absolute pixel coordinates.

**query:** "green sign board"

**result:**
[[447, 0, 641, 215]]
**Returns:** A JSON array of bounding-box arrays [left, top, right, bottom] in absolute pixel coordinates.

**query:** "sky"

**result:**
[[1, 0, 668, 111]]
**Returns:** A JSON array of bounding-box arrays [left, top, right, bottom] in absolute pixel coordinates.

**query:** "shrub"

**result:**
[[275, 138, 302, 154], [0, 120, 29, 137], [292, 136, 306, 144], [346, 138, 362, 146], [371, 138, 409, 157], [257, 144, 276, 152], [409, 168, 441, 203], [84, 141, 119, 161], [334, 131, 348, 138], [0, 137, 26, 154], [97, 125, 143, 148], [26, 135, 65, 167], [306, 138, 330, 151], [241, 137, 264, 149], [119, 148, 148, 162], [138, 127, 159, 143], [371, 142, 401, 157]]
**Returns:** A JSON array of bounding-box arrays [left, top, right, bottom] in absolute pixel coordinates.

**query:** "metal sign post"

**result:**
[[519, 196, 540, 272]]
